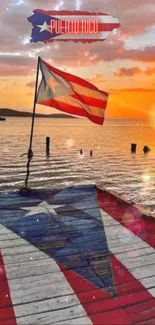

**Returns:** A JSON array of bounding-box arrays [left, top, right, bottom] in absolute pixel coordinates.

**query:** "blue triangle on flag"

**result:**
[[28, 10, 61, 43], [0, 186, 116, 296]]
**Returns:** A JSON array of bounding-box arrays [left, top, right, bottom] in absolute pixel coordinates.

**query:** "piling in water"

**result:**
[[46, 137, 50, 156], [143, 146, 150, 153], [131, 143, 137, 153]]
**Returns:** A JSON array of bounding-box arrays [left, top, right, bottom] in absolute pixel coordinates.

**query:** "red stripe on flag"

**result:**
[[98, 23, 120, 31], [71, 93, 108, 108], [58, 263, 131, 325], [59, 252, 155, 324], [55, 23, 119, 33], [55, 23, 120, 33], [0, 252, 17, 325], [44, 38, 110, 43], [125, 300, 155, 324], [96, 188, 155, 250], [38, 98, 104, 125], [111, 255, 153, 302]]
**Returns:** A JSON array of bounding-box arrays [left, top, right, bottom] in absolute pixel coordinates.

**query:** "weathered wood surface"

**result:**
[[0, 184, 155, 325]]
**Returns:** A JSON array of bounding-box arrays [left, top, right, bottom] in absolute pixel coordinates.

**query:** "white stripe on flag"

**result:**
[[55, 96, 105, 117], [0, 224, 92, 325], [100, 209, 155, 298], [71, 82, 108, 101]]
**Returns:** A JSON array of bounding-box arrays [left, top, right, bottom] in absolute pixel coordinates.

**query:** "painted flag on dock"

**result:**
[[0, 185, 155, 324], [27, 10, 120, 43], [36, 58, 109, 125]]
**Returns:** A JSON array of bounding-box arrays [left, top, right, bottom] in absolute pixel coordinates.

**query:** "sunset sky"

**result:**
[[0, 0, 155, 119]]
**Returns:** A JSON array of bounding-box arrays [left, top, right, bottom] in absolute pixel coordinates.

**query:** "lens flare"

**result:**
[[122, 213, 134, 226], [148, 104, 155, 129], [142, 174, 150, 182], [66, 139, 74, 148]]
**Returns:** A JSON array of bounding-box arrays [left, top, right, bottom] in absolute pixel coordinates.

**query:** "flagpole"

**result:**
[[24, 56, 41, 189]]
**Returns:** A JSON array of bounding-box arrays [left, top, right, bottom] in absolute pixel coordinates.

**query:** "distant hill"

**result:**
[[0, 108, 76, 118]]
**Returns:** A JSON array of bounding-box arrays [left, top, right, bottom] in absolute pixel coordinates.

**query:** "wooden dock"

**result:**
[[0, 184, 155, 325]]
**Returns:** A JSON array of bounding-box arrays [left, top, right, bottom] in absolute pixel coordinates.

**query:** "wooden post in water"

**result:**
[[46, 137, 50, 156], [143, 146, 150, 153], [131, 143, 137, 153]]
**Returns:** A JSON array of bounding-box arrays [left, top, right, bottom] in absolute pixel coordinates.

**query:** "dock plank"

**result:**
[[16, 305, 87, 325], [0, 184, 155, 325], [54, 316, 93, 325], [9, 277, 72, 305], [14, 294, 79, 317], [100, 209, 155, 295], [0, 222, 91, 325]]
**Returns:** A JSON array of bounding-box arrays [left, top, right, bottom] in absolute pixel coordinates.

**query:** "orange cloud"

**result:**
[[144, 67, 155, 76], [114, 67, 141, 77], [110, 88, 155, 94], [1, 41, 155, 78], [88, 74, 105, 83], [0, 55, 35, 76], [114, 67, 155, 77]]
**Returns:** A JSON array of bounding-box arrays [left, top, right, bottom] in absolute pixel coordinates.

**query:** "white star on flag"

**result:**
[[21, 201, 64, 217], [37, 21, 51, 32]]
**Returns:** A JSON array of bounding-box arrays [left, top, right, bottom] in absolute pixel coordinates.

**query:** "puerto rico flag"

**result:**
[[36, 57, 109, 125], [0, 185, 155, 324], [27, 10, 120, 43]]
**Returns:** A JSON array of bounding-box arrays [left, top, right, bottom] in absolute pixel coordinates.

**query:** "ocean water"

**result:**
[[0, 117, 155, 213]]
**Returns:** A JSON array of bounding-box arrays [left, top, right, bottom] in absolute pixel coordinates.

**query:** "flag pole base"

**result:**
[[19, 186, 32, 193]]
